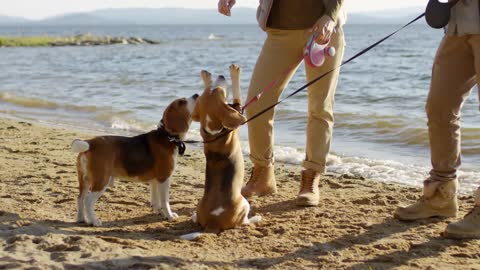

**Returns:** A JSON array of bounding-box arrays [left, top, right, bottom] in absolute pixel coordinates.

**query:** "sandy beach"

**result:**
[[0, 117, 479, 270]]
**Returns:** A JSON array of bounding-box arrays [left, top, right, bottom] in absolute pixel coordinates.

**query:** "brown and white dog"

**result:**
[[71, 95, 198, 226], [181, 65, 260, 240]]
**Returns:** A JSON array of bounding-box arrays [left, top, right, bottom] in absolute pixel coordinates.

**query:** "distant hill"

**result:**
[[0, 7, 428, 26], [0, 15, 31, 25], [347, 6, 426, 25], [89, 8, 256, 25], [364, 7, 425, 19], [37, 13, 130, 25]]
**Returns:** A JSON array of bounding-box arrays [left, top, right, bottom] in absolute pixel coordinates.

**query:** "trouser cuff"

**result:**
[[250, 155, 274, 168], [428, 170, 457, 183], [303, 160, 326, 174]]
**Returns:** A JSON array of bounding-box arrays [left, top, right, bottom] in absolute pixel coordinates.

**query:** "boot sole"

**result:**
[[443, 230, 480, 239], [241, 188, 277, 199], [296, 197, 319, 207], [393, 211, 457, 221]]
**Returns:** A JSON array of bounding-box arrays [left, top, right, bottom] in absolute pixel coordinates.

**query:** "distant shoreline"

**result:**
[[0, 33, 159, 47]]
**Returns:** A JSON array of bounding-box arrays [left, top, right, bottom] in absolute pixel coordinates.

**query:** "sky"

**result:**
[[1, 0, 429, 20]]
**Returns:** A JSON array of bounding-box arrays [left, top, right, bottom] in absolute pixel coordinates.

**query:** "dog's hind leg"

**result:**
[[76, 154, 89, 223], [240, 196, 262, 225], [85, 173, 109, 227]]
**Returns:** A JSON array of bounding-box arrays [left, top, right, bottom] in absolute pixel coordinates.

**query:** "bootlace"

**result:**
[[301, 171, 316, 193], [248, 166, 264, 185], [464, 205, 480, 218]]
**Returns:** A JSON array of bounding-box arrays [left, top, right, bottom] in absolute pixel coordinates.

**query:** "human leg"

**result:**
[[244, 29, 305, 198], [297, 27, 345, 206], [443, 35, 480, 238], [395, 35, 476, 220]]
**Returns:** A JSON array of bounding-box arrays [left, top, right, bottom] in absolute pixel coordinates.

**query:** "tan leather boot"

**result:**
[[394, 179, 458, 221], [241, 164, 277, 198], [296, 169, 320, 207], [444, 188, 480, 239]]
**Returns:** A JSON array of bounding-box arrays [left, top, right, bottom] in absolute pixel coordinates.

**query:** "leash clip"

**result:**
[[168, 136, 186, 156]]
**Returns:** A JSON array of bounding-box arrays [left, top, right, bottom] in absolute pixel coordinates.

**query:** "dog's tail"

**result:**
[[180, 227, 220, 241], [248, 215, 262, 224], [71, 139, 90, 153], [180, 216, 261, 241]]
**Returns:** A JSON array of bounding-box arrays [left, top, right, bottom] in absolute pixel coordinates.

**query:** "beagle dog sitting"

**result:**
[[71, 95, 198, 226], [181, 65, 260, 240]]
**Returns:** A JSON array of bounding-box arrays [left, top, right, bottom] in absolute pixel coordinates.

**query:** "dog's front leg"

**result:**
[[153, 178, 178, 220], [150, 180, 160, 210]]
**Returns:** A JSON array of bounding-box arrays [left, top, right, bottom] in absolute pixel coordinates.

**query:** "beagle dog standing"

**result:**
[[71, 95, 198, 226], [181, 65, 260, 240]]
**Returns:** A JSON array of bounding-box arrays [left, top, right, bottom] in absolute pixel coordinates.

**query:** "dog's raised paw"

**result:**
[[229, 64, 240, 73], [201, 70, 213, 88]]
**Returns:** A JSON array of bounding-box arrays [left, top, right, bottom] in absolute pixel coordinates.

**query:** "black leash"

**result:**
[[185, 13, 426, 145]]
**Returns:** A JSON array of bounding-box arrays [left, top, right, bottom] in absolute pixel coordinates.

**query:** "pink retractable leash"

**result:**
[[242, 33, 336, 113]]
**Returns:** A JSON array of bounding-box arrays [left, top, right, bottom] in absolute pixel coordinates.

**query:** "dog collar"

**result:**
[[157, 125, 186, 156], [202, 127, 228, 137]]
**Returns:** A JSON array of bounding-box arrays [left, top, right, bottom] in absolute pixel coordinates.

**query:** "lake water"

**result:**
[[0, 23, 479, 193]]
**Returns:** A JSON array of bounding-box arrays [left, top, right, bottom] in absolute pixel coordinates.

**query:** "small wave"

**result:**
[[237, 140, 479, 194], [110, 118, 146, 132], [104, 116, 154, 133], [208, 33, 223, 40], [0, 92, 99, 113], [327, 155, 479, 194], [0, 92, 59, 109], [333, 112, 478, 149], [334, 114, 429, 145]]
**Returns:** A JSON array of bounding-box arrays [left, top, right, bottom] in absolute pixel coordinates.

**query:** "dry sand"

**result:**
[[0, 118, 479, 270]]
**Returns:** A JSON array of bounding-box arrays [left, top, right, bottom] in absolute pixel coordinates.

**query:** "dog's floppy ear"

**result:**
[[219, 103, 246, 130], [163, 104, 189, 134]]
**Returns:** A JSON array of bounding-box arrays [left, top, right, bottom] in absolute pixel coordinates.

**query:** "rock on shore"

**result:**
[[0, 33, 160, 47]]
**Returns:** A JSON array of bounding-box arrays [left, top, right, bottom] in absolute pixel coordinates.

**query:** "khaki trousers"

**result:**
[[246, 27, 345, 173], [427, 35, 480, 182]]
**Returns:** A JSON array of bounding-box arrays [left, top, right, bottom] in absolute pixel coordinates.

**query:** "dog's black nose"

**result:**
[[192, 93, 199, 99], [218, 75, 226, 80]]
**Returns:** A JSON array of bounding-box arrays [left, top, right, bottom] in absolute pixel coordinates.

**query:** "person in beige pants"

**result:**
[[218, 0, 345, 206], [394, 0, 480, 239]]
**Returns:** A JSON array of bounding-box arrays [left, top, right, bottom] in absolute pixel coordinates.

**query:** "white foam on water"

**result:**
[[110, 117, 149, 132], [173, 128, 479, 196], [240, 141, 304, 165], [207, 33, 223, 40], [327, 155, 480, 194], [238, 140, 480, 195]]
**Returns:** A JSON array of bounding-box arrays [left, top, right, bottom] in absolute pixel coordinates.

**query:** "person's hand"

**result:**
[[218, 0, 236, 16], [310, 15, 336, 44]]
